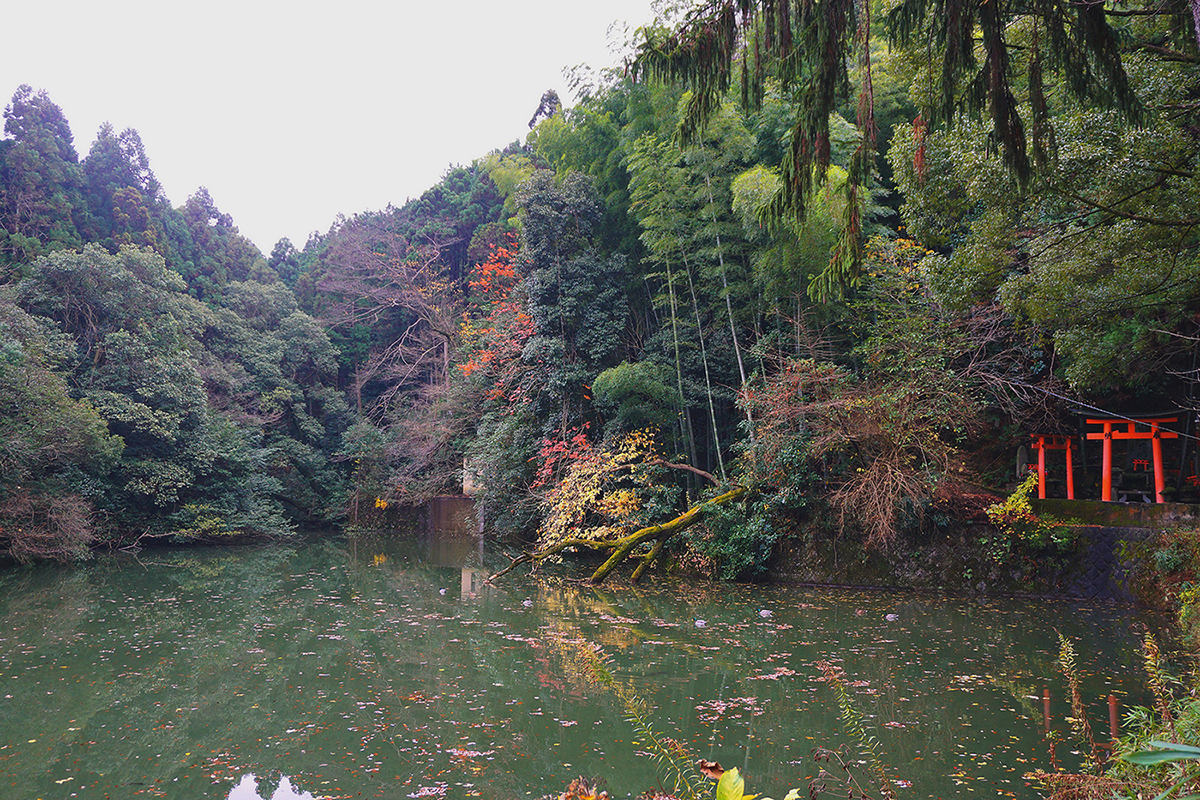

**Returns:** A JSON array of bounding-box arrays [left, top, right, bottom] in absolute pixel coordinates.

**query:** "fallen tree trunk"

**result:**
[[488, 485, 748, 585]]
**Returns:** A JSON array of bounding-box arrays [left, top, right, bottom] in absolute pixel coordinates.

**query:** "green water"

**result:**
[[0, 532, 1168, 800]]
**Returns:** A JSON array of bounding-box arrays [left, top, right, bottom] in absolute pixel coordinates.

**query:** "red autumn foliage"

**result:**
[[531, 424, 594, 490], [468, 237, 519, 307], [458, 241, 535, 403]]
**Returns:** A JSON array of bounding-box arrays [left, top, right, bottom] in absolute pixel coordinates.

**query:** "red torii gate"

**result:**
[[1085, 416, 1179, 503], [1031, 435, 1075, 500]]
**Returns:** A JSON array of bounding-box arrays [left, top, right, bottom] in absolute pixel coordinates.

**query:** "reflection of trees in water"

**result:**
[[337, 540, 530, 794], [816, 595, 1162, 786], [0, 539, 1167, 799], [0, 548, 304, 793], [1, 543, 443, 796], [227, 772, 316, 799], [0, 566, 96, 650]]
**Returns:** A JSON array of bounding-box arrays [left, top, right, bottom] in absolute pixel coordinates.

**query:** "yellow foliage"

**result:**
[[458, 314, 478, 346], [536, 429, 660, 554], [595, 489, 642, 525]]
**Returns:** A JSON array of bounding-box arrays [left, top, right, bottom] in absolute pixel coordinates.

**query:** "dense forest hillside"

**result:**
[[2, 0, 1199, 575]]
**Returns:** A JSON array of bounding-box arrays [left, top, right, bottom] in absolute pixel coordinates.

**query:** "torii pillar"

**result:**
[[1085, 417, 1178, 503]]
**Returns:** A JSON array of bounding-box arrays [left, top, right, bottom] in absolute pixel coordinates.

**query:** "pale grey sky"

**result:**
[[1, 0, 658, 251]]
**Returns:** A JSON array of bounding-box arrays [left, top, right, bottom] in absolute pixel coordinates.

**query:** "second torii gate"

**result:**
[[1032, 435, 1075, 500], [1085, 416, 1178, 503]]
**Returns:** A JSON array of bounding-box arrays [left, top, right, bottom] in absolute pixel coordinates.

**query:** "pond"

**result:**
[[0, 529, 1170, 800]]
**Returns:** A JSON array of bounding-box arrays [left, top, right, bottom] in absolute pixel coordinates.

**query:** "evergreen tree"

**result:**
[[0, 85, 87, 273], [13, 245, 334, 541], [175, 187, 265, 299], [0, 295, 122, 560], [80, 123, 167, 253], [515, 170, 628, 435]]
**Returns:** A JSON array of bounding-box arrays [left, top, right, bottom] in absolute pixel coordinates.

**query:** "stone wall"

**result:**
[[1033, 498, 1200, 527], [768, 517, 1165, 605], [1060, 525, 1154, 603], [420, 495, 479, 535]]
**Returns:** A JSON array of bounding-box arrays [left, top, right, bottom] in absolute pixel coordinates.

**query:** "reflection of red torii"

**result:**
[[1031, 435, 1075, 500], [1085, 416, 1178, 503]]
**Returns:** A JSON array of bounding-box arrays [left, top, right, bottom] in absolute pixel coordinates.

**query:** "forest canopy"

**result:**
[[1, 0, 1197, 576]]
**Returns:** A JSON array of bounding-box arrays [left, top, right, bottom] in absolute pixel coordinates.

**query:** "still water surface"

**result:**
[[0, 531, 1168, 799]]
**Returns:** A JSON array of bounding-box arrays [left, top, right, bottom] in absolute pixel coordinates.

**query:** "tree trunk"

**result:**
[[666, 260, 699, 498], [684, 260, 727, 482], [705, 174, 756, 447]]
